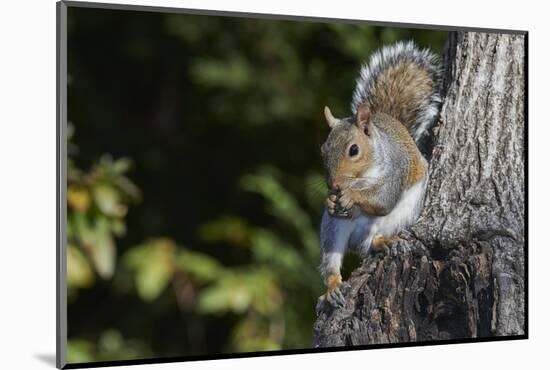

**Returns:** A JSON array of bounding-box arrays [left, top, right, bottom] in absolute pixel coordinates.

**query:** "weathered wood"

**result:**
[[313, 31, 525, 347]]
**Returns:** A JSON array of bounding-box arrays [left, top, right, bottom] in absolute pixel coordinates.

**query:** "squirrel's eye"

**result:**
[[348, 144, 359, 157]]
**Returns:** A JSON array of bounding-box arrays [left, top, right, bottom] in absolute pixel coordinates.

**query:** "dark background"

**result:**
[[66, 5, 447, 363]]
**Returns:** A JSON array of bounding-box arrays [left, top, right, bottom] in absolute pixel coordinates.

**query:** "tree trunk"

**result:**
[[313, 31, 526, 347]]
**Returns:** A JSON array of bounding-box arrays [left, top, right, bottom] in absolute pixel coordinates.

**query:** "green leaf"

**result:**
[[124, 238, 176, 301], [245, 269, 282, 316], [67, 244, 95, 288], [197, 215, 251, 247], [197, 285, 231, 314], [111, 157, 133, 174], [72, 211, 93, 245], [112, 176, 142, 202], [109, 219, 126, 237], [197, 269, 281, 316], [176, 250, 225, 284], [89, 217, 116, 279], [72, 212, 116, 279], [251, 228, 301, 272], [134, 262, 171, 302], [190, 54, 254, 89], [93, 183, 126, 217], [198, 274, 251, 314]]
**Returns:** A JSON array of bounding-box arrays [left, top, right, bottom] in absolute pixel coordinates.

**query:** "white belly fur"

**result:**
[[349, 175, 427, 255]]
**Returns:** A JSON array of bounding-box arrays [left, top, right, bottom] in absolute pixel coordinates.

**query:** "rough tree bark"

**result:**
[[313, 31, 526, 346]]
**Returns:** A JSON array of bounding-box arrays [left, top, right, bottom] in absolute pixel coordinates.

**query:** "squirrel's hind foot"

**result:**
[[371, 234, 413, 257], [316, 287, 346, 316], [326, 286, 346, 308], [316, 273, 346, 315], [372, 234, 402, 255]]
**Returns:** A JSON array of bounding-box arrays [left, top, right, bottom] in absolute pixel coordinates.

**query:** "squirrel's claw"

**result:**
[[326, 287, 346, 308], [390, 241, 412, 256], [327, 187, 355, 219], [316, 287, 346, 316], [338, 189, 354, 209]]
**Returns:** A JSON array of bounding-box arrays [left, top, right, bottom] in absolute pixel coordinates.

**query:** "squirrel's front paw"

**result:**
[[338, 187, 354, 208], [327, 188, 354, 218]]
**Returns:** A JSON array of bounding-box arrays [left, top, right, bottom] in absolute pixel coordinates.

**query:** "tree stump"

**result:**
[[313, 31, 526, 347]]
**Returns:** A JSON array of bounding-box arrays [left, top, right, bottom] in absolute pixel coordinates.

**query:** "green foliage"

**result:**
[[68, 157, 320, 354], [241, 170, 319, 259], [197, 268, 281, 316], [67, 330, 153, 363], [67, 131, 141, 298], [191, 55, 254, 90], [191, 169, 324, 349], [67, 244, 95, 289], [197, 215, 252, 248], [124, 238, 177, 301], [176, 249, 225, 283]]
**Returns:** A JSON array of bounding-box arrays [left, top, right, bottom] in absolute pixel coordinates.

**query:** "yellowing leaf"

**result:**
[[67, 186, 91, 211]]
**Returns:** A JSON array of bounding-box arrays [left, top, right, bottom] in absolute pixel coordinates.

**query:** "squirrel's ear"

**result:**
[[355, 103, 371, 135], [324, 106, 339, 128]]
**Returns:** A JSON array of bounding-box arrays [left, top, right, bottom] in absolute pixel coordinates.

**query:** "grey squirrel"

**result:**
[[319, 41, 442, 307]]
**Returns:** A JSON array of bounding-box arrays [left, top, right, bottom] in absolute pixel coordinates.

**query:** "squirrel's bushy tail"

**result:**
[[351, 41, 442, 144]]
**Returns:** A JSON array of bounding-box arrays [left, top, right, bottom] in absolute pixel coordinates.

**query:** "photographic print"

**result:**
[[57, 1, 527, 368]]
